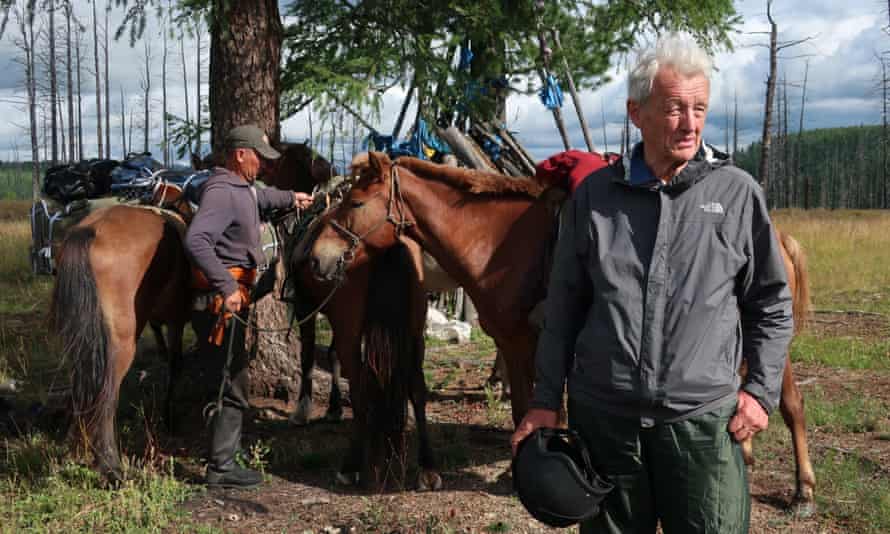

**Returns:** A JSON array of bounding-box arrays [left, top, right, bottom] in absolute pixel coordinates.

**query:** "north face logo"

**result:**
[[700, 202, 724, 214]]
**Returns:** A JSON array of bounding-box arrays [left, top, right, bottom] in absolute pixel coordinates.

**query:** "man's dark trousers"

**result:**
[[569, 399, 750, 534]]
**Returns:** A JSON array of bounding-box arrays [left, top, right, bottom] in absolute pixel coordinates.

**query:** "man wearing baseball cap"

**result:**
[[185, 124, 312, 488]]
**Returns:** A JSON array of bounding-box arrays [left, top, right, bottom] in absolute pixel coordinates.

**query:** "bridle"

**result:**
[[325, 165, 413, 277]]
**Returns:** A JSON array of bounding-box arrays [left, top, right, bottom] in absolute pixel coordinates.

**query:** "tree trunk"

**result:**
[[76, 24, 83, 160], [798, 61, 809, 209], [209, 0, 292, 397], [104, 2, 110, 159], [142, 40, 151, 154], [161, 13, 169, 167], [195, 23, 202, 156], [179, 31, 192, 160], [758, 0, 777, 199], [49, 0, 58, 165], [120, 85, 127, 157], [65, 1, 75, 163], [92, 0, 103, 158]]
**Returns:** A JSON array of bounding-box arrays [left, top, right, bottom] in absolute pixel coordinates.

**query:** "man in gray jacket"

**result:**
[[186, 124, 312, 488], [511, 35, 793, 533]]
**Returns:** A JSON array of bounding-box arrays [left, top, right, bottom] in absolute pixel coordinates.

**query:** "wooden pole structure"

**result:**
[[392, 81, 415, 139], [551, 29, 595, 152], [534, 1, 570, 151]]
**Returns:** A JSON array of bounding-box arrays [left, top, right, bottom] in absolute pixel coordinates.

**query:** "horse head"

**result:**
[[310, 151, 408, 282]]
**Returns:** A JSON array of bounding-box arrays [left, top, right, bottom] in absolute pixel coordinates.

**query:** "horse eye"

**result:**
[[351, 200, 364, 208]]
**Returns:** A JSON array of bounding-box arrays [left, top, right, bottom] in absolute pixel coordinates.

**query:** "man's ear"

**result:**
[[627, 99, 643, 129]]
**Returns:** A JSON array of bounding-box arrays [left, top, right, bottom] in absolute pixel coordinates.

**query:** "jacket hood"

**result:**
[[614, 142, 731, 193]]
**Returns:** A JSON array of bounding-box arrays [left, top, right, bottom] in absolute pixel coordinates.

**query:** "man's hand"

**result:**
[[728, 390, 769, 442], [224, 290, 243, 313], [293, 192, 313, 210], [510, 408, 559, 456]]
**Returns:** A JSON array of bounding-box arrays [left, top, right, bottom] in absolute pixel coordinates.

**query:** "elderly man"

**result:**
[[186, 124, 312, 488], [511, 35, 793, 533]]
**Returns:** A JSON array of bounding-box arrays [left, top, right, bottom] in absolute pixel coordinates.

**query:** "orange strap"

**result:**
[[192, 266, 257, 346]]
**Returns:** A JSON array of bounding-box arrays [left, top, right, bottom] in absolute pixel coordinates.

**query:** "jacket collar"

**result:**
[[614, 142, 730, 193], [211, 166, 252, 187]]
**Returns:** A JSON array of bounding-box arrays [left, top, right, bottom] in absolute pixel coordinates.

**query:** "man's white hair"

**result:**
[[627, 34, 713, 104]]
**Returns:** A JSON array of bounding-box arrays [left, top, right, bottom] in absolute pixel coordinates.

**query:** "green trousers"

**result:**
[[569, 399, 750, 534]]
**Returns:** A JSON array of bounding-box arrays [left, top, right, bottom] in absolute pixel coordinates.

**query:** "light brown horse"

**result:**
[[308, 152, 816, 514], [49, 143, 331, 482]]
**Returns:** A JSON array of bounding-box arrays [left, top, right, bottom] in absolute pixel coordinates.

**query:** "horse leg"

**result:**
[[410, 335, 441, 491], [164, 322, 185, 433], [290, 316, 317, 427], [325, 344, 344, 422], [149, 321, 168, 362], [779, 354, 817, 517], [502, 336, 536, 428]]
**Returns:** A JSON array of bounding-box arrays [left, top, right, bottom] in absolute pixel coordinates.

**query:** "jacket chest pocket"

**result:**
[[667, 218, 746, 300]]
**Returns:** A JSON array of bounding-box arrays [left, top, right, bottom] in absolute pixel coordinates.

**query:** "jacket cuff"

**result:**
[[742, 382, 775, 415], [219, 277, 239, 299], [528, 393, 562, 413]]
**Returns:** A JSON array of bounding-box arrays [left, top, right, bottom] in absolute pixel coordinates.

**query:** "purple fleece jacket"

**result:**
[[184, 167, 294, 297]]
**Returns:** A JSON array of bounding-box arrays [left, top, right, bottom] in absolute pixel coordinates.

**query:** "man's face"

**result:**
[[628, 66, 710, 176], [234, 148, 261, 181]]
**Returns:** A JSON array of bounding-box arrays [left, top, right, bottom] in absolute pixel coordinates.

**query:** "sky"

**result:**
[[0, 0, 887, 166]]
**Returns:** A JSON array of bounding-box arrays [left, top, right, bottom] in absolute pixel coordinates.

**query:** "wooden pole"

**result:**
[[392, 81, 415, 139], [551, 29, 594, 152]]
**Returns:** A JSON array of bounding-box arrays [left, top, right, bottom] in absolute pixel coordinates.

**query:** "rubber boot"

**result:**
[[205, 405, 263, 489]]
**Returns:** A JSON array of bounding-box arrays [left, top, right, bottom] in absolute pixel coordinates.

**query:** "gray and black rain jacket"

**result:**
[[530, 143, 793, 421]]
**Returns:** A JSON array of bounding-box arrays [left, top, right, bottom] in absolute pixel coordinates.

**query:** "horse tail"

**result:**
[[779, 231, 811, 333], [49, 226, 113, 447], [360, 244, 416, 488]]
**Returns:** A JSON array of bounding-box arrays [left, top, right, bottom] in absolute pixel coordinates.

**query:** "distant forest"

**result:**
[[1, 124, 887, 208], [734, 124, 887, 210]]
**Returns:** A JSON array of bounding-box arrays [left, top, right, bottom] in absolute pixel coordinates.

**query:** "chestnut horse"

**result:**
[[309, 152, 816, 514], [49, 143, 330, 481]]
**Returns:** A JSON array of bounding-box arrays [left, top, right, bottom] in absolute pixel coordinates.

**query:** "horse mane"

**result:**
[[350, 152, 543, 198], [395, 157, 544, 198]]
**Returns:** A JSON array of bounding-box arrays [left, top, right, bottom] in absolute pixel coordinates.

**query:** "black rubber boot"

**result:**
[[205, 406, 263, 489]]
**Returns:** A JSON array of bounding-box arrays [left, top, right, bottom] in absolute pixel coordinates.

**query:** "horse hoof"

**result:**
[[791, 494, 816, 518], [323, 409, 343, 423], [289, 412, 310, 427], [335, 471, 359, 486], [417, 470, 442, 492]]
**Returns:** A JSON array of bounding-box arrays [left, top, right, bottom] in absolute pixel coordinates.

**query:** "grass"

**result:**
[[773, 209, 890, 313], [791, 333, 890, 370], [4, 201, 890, 531], [1, 433, 199, 533]]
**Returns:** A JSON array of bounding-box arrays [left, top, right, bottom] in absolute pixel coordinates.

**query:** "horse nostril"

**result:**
[[310, 256, 321, 275]]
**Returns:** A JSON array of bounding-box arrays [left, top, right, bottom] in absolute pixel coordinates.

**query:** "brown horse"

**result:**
[[49, 143, 330, 481], [308, 152, 816, 513]]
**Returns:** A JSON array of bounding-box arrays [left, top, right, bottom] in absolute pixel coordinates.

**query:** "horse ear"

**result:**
[[368, 151, 390, 182]]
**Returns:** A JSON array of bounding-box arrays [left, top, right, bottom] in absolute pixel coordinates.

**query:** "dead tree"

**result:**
[[179, 27, 192, 160], [76, 21, 83, 160], [798, 61, 809, 208], [64, 0, 74, 162], [119, 84, 126, 156], [48, 0, 58, 165], [103, 0, 109, 159], [91, 0, 102, 158], [160, 9, 169, 166], [755, 0, 815, 203], [140, 38, 152, 154], [11, 1, 41, 198]]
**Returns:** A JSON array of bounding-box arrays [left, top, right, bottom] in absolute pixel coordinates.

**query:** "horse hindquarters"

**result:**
[[50, 227, 124, 482]]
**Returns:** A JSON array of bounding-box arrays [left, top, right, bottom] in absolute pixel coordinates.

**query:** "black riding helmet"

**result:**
[[512, 428, 614, 528]]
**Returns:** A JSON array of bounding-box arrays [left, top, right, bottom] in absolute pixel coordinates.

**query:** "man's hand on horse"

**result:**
[[293, 192, 313, 210], [510, 408, 559, 457], [729, 390, 769, 442], [224, 290, 244, 313]]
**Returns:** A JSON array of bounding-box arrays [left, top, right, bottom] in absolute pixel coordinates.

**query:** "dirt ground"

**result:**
[[170, 311, 890, 533]]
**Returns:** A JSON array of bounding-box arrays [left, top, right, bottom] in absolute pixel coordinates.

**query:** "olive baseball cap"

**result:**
[[225, 124, 281, 160]]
